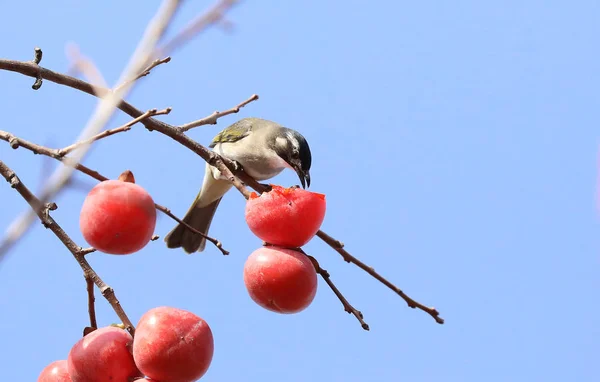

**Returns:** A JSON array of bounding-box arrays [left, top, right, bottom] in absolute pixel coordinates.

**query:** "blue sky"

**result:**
[[1, 1, 598, 381]]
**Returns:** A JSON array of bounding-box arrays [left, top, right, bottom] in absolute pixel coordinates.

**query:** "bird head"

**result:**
[[274, 128, 312, 188]]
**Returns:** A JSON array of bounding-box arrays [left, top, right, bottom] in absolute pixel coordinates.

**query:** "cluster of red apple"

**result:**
[[38, 175, 326, 381], [38, 306, 214, 381]]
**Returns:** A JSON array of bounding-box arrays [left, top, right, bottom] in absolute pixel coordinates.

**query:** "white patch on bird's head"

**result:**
[[275, 132, 300, 154], [287, 131, 300, 151], [275, 135, 288, 150]]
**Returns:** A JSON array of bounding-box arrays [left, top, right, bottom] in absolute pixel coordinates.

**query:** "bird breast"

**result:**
[[212, 142, 290, 181]]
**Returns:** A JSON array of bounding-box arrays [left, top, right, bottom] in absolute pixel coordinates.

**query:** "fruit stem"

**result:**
[[118, 170, 136, 183]]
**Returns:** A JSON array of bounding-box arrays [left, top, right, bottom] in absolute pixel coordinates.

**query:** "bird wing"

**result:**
[[209, 119, 254, 148]]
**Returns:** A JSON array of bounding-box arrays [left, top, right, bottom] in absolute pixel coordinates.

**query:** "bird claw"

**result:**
[[231, 160, 243, 172]]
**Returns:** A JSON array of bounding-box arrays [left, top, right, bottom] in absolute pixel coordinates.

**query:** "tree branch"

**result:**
[[316, 230, 444, 324], [85, 275, 97, 333], [0, 59, 252, 200], [155, 203, 229, 255], [114, 56, 172, 92], [0, 56, 444, 325], [65, 43, 109, 89], [57, 108, 172, 156], [155, 0, 241, 58], [304, 253, 369, 330], [0, 160, 136, 336], [179, 94, 259, 132], [0, 130, 113, 183]]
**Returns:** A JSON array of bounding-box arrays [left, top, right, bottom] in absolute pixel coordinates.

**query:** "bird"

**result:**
[[164, 117, 313, 254]]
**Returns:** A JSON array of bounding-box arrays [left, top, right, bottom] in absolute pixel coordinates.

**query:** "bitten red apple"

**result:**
[[244, 246, 318, 313], [67, 326, 139, 382], [37, 360, 71, 382], [80, 176, 156, 255], [133, 306, 214, 382], [245, 185, 326, 247]]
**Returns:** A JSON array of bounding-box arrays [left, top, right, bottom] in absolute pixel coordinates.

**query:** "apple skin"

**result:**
[[244, 246, 318, 313], [80, 179, 156, 255], [37, 360, 71, 381], [133, 306, 214, 382], [245, 185, 326, 247], [67, 326, 139, 382]]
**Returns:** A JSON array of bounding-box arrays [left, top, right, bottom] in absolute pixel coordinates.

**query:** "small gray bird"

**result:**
[[164, 117, 312, 253]]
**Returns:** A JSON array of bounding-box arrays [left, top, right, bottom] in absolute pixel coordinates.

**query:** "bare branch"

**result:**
[[85, 274, 98, 331], [114, 56, 172, 92], [156, 0, 241, 57], [0, 130, 111, 183], [57, 108, 172, 156], [179, 94, 259, 132], [80, 247, 97, 256], [305, 253, 369, 330], [155, 204, 229, 255], [0, 160, 136, 336], [316, 230, 444, 324], [0, 56, 253, 199], [65, 43, 109, 89]]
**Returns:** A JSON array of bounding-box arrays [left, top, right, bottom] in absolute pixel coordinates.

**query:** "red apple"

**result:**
[[38, 360, 71, 381], [133, 307, 214, 382], [80, 175, 156, 255], [67, 326, 139, 382], [244, 246, 318, 313], [245, 185, 326, 247]]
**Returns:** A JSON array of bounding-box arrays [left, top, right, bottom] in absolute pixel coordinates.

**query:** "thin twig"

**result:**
[[57, 108, 172, 156], [65, 43, 109, 89], [316, 230, 444, 324], [155, 0, 241, 57], [0, 160, 136, 336], [114, 57, 171, 92], [80, 247, 97, 256], [0, 131, 115, 183], [304, 253, 369, 330], [85, 275, 97, 330], [179, 94, 259, 132], [155, 204, 229, 255]]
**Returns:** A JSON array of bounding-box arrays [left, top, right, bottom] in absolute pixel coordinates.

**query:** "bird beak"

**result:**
[[293, 164, 310, 189]]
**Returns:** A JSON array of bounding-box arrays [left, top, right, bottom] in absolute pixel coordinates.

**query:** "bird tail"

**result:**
[[164, 197, 223, 253], [165, 162, 233, 254]]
